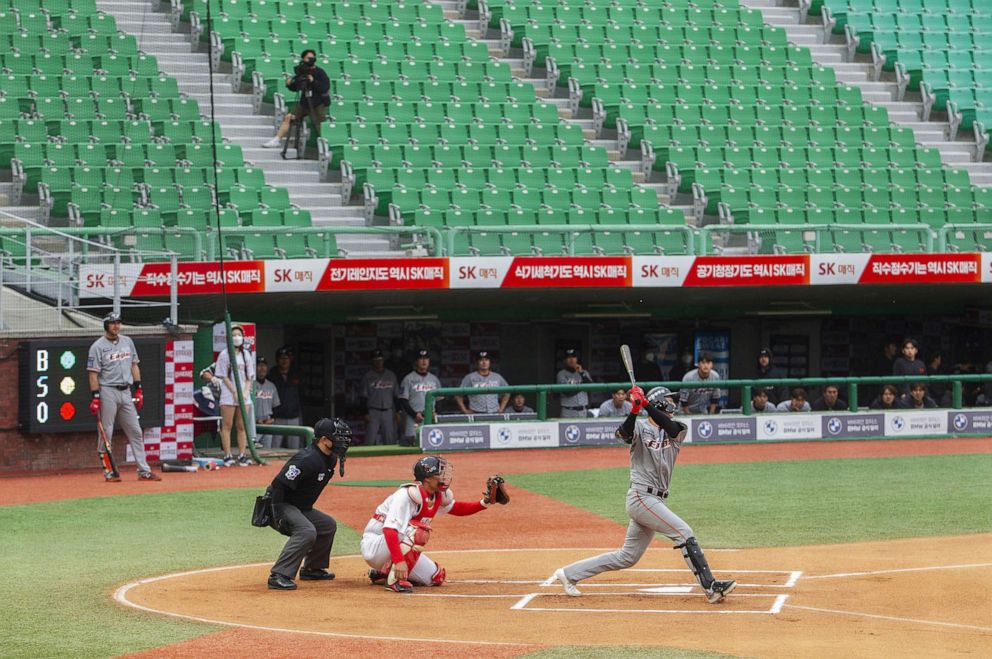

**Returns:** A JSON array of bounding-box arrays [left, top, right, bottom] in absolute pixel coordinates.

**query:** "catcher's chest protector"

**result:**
[[411, 484, 443, 524]]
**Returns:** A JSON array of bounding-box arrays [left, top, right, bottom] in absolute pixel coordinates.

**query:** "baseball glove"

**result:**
[[483, 475, 510, 505]]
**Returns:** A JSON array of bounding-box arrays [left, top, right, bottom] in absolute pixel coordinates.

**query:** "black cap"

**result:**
[[275, 345, 293, 358], [372, 349, 384, 360], [698, 351, 714, 363], [758, 348, 772, 357], [475, 350, 490, 360], [564, 348, 578, 357], [416, 349, 430, 358], [257, 356, 267, 365]]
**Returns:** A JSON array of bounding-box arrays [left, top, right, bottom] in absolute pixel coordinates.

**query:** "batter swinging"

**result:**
[[554, 386, 736, 604]]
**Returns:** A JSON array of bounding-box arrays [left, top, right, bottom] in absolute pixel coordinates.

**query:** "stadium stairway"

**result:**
[[95, 0, 397, 256], [452, 1, 694, 222], [743, 0, 992, 187]]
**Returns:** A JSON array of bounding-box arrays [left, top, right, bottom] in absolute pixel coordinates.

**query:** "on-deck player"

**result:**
[[553, 386, 735, 604], [361, 456, 503, 592], [87, 312, 161, 482]]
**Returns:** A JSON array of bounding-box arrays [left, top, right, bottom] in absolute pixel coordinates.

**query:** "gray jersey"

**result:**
[[679, 369, 722, 413], [399, 370, 442, 413], [599, 399, 633, 417], [362, 368, 398, 410], [87, 335, 139, 386], [254, 378, 280, 420], [557, 368, 591, 407], [460, 371, 508, 413], [628, 417, 685, 494]]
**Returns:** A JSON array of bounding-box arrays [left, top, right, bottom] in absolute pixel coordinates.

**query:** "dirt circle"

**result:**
[[118, 537, 992, 658]]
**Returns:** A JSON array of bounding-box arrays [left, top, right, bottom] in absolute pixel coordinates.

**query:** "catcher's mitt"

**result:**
[[483, 475, 510, 505]]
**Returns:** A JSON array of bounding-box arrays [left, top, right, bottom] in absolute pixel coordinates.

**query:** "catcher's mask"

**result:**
[[414, 455, 452, 491], [314, 417, 352, 477], [646, 386, 678, 414]]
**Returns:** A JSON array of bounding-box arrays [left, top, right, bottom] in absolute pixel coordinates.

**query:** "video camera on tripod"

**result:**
[[281, 54, 320, 160]]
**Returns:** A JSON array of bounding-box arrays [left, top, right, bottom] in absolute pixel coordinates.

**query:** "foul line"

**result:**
[[804, 563, 992, 580], [785, 604, 992, 632]]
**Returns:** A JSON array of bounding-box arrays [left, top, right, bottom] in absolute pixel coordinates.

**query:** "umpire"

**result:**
[[87, 312, 161, 482], [268, 418, 352, 590]]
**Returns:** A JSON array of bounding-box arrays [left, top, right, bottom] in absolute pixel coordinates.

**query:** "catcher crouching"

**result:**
[[361, 456, 509, 592]]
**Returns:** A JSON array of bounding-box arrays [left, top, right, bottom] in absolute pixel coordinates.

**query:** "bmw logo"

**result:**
[[564, 425, 581, 443], [497, 427, 512, 444], [827, 417, 843, 435], [891, 416, 905, 431], [764, 419, 777, 435], [953, 414, 969, 431], [427, 428, 445, 448], [697, 421, 713, 439]]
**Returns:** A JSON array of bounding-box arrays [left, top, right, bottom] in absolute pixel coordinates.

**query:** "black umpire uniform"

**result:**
[[268, 418, 352, 590]]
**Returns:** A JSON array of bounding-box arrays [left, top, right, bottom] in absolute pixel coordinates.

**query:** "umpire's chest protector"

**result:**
[[275, 446, 337, 510]]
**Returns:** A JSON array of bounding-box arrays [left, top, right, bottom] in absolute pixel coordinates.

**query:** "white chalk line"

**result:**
[[520, 606, 783, 615], [804, 562, 992, 580], [453, 579, 796, 589], [785, 604, 992, 633]]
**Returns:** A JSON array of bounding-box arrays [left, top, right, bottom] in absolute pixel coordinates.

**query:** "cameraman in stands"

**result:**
[[263, 49, 331, 150]]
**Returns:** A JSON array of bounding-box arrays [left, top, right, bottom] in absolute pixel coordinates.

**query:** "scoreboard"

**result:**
[[19, 338, 165, 433]]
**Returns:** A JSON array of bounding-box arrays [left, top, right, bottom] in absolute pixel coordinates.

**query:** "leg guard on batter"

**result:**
[[675, 537, 715, 590]]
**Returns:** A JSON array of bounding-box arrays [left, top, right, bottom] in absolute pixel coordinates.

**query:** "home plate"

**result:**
[[638, 586, 695, 594]]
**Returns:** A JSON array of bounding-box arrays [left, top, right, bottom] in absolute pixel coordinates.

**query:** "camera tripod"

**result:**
[[281, 87, 320, 161]]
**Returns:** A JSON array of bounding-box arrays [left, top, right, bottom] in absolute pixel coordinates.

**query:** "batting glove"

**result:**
[[133, 383, 144, 410], [89, 392, 101, 417]]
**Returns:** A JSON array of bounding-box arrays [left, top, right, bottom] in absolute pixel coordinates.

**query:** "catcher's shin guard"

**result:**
[[430, 566, 446, 586], [675, 537, 715, 590]]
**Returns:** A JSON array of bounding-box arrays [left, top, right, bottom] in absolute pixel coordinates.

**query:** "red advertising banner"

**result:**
[[682, 255, 810, 286], [857, 254, 981, 284], [499, 256, 631, 288], [128, 261, 265, 296], [318, 258, 448, 290]]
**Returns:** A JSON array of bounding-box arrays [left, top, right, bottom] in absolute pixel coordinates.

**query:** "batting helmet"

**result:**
[[646, 386, 678, 414], [102, 311, 122, 330], [414, 455, 452, 490]]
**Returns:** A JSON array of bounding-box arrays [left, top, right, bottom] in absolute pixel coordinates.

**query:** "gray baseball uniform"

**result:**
[[679, 369, 722, 414], [598, 399, 633, 417], [459, 370, 509, 413], [561, 416, 693, 583], [398, 370, 442, 440], [557, 367, 593, 417], [363, 367, 398, 445], [254, 378, 281, 449], [87, 334, 150, 474]]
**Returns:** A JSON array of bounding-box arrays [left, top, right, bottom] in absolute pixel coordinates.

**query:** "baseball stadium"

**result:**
[[1, 0, 991, 657]]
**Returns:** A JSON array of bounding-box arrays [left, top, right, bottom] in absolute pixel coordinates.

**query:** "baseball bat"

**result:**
[[97, 417, 120, 478], [619, 344, 636, 387]]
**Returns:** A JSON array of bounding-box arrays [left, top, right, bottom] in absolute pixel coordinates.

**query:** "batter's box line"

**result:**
[[452, 579, 797, 589], [627, 569, 804, 587], [512, 593, 789, 615]]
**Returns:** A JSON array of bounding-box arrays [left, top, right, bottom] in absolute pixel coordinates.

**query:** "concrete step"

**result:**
[[309, 210, 367, 223], [221, 125, 277, 139], [805, 46, 845, 64], [921, 144, 975, 163], [113, 21, 175, 34], [264, 171, 322, 184], [0, 206, 42, 222]]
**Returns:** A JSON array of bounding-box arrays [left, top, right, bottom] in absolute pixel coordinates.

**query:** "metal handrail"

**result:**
[[697, 222, 936, 255], [937, 223, 992, 251], [422, 373, 992, 424], [445, 223, 698, 256]]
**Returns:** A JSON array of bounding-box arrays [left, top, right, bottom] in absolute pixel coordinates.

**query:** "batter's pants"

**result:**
[[366, 408, 395, 445], [98, 386, 151, 474], [562, 488, 693, 583], [271, 506, 337, 579], [360, 531, 440, 585]]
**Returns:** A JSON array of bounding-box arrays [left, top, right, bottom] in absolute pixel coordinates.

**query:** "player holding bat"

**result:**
[[553, 346, 735, 603]]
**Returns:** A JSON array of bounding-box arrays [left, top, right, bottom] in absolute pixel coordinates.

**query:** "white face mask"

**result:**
[[233, 335, 244, 347]]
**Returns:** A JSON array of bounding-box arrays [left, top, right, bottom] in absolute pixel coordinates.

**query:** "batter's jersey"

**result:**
[[362, 368, 398, 409], [399, 370, 442, 413], [459, 371, 508, 413], [557, 368, 592, 407], [363, 485, 456, 536], [628, 417, 686, 494], [87, 335, 139, 386]]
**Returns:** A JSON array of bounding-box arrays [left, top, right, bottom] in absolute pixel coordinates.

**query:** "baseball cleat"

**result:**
[[299, 569, 335, 581], [367, 569, 387, 585], [137, 471, 162, 481], [385, 579, 413, 593], [554, 568, 582, 597], [267, 573, 297, 590], [705, 579, 736, 603], [104, 474, 121, 482]]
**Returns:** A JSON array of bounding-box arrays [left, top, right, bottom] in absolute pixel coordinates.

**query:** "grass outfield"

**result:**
[[1, 453, 988, 657], [509, 454, 992, 547]]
